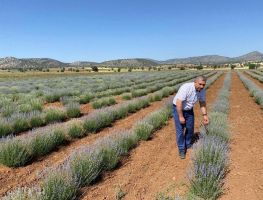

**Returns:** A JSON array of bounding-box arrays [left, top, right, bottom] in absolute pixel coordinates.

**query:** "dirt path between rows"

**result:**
[[79, 74, 226, 200], [220, 72, 263, 200], [243, 71, 263, 90]]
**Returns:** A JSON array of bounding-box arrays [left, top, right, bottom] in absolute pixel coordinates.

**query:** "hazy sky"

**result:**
[[0, 0, 262, 62]]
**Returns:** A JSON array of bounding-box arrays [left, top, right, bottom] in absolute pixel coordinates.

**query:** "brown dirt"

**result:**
[[80, 103, 93, 114], [243, 71, 263, 90], [79, 74, 226, 200], [220, 72, 263, 200], [44, 101, 63, 109], [0, 96, 173, 197]]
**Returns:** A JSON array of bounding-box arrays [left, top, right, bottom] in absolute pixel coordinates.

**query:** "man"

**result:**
[[173, 76, 209, 159]]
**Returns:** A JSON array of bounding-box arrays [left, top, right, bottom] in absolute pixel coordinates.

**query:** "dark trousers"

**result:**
[[172, 104, 194, 151]]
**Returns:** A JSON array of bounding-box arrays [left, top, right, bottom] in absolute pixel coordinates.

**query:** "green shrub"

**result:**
[[1, 104, 16, 117], [30, 115, 45, 128], [134, 122, 154, 141], [69, 153, 102, 187], [68, 122, 85, 139], [0, 121, 13, 137], [146, 110, 169, 131], [83, 112, 114, 133], [19, 104, 33, 113], [30, 99, 43, 111], [30, 129, 66, 158], [41, 170, 77, 200], [91, 97, 116, 109], [121, 93, 132, 100], [117, 134, 138, 155], [79, 93, 94, 104], [112, 106, 129, 120], [45, 93, 61, 103], [152, 91, 163, 101], [45, 108, 67, 123], [131, 89, 147, 97], [99, 147, 120, 170], [0, 139, 31, 167], [66, 102, 81, 118], [13, 118, 30, 133]]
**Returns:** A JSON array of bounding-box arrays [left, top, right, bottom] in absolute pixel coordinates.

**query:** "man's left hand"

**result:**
[[203, 115, 209, 125]]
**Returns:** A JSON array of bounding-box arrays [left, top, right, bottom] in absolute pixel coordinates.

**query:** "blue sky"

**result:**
[[0, 0, 262, 62]]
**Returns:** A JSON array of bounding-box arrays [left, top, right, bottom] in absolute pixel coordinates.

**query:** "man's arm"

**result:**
[[176, 99, 186, 124], [199, 101, 209, 125]]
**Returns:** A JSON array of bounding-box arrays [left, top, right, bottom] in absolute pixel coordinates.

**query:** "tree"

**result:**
[[230, 65, 236, 70], [128, 67, 132, 72], [179, 66, 185, 70], [196, 65, 203, 70], [248, 63, 257, 70], [91, 66, 99, 72], [117, 68, 121, 72]]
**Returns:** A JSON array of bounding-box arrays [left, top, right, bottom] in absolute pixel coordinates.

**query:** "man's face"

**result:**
[[195, 80, 206, 91]]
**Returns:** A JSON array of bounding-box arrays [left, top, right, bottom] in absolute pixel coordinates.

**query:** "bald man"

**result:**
[[173, 76, 209, 159]]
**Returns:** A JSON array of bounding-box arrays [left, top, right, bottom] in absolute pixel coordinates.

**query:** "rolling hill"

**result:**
[[0, 51, 262, 69]]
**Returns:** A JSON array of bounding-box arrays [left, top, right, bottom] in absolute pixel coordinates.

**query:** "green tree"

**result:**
[[230, 65, 236, 70], [91, 66, 99, 72], [196, 65, 203, 70], [248, 63, 257, 69]]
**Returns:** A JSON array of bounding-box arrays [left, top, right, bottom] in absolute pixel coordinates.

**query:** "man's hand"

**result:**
[[179, 116, 186, 124], [203, 115, 209, 125]]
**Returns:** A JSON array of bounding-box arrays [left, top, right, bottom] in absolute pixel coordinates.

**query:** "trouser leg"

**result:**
[[185, 110, 195, 148], [172, 105, 186, 151]]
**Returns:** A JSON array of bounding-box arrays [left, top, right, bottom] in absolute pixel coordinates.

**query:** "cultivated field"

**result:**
[[0, 70, 263, 200]]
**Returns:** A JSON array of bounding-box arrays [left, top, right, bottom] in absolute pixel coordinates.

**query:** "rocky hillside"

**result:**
[[0, 57, 68, 69], [1, 51, 262, 69], [101, 58, 159, 67]]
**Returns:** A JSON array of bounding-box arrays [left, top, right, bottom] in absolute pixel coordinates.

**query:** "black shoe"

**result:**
[[179, 150, 186, 159]]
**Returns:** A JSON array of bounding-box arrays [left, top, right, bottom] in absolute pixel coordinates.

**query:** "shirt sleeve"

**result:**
[[176, 84, 187, 101], [198, 89, 206, 102]]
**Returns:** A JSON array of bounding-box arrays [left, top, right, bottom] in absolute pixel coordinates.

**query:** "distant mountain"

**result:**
[[165, 51, 263, 65], [165, 55, 231, 65], [232, 51, 263, 62], [0, 57, 68, 69], [70, 61, 99, 66], [0, 51, 262, 69], [101, 58, 159, 67]]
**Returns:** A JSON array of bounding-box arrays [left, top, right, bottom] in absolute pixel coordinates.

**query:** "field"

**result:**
[[0, 69, 263, 200]]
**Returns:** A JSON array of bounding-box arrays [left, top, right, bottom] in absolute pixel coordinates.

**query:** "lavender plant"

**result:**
[[41, 168, 78, 200], [2, 186, 43, 200], [0, 137, 32, 167]]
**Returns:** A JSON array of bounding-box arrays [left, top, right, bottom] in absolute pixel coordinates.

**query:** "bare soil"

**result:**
[[79, 74, 226, 200], [220, 72, 263, 200]]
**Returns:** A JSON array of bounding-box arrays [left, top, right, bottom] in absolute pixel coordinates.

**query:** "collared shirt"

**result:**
[[173, 82, 206, 110]]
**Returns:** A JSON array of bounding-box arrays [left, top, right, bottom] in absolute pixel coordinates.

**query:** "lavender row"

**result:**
[[244, 70, 263, 83], [2, 100, 173, 200], [0, 71, 218, 168], [188, 72, 231, 199], [238, 71, 263, 108], [0, 72, 204, 137]]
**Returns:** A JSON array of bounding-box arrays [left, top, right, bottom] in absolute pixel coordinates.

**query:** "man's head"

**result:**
[[194, 76, 207, 91]]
